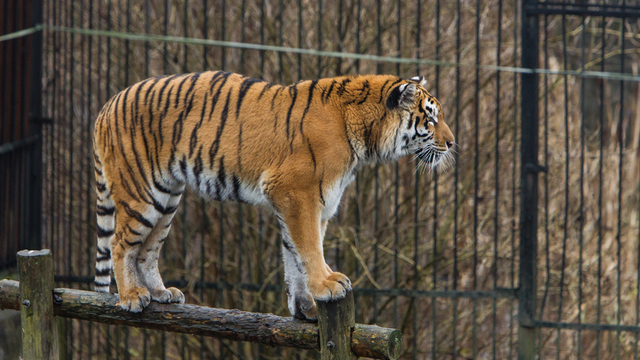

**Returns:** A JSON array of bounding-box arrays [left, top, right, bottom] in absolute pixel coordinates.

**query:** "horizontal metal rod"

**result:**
[[538, 0, 640, 12], [54, 276, 517, 299], [0, 134, 40, 156], [0, 26, 39, 42], [0, 280, 401, 359], [525, 5, 640, 19], [2, 24, 640, 82], [533, 320, 640, 333]]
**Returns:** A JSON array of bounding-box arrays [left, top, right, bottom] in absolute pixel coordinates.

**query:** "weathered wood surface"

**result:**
[[0, 279, 402, 359], [352, 324, 403, 360], [17, 249, 59, 360], [317, 290, 357, 360]]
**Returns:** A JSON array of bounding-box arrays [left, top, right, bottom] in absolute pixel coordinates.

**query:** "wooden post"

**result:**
[[317, 290, 357, 360], [18, 249, 59, 360]]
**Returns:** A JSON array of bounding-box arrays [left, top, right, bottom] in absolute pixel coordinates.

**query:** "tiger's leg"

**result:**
[[320, 220, 333, 275], [136, 189, 185, 304], [279, 219, 317, 320], [274, 194, 351, 319], [111, 200, 162, 313]]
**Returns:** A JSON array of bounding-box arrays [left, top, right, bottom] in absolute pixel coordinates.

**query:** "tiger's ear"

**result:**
[[410, 75, 427, 87], [386, 83, 417, 110]]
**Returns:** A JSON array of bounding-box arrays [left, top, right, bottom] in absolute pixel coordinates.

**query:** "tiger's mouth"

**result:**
[[414, 146, 455, 171]]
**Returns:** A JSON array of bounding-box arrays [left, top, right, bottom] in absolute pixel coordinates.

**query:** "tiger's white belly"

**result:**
[[180, 165, 269, 206], [321, 172, 355, 221], [183, 162, 353, 219]]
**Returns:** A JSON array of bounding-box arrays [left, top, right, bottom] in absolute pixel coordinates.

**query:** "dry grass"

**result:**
[[37, 0, 640, 358]]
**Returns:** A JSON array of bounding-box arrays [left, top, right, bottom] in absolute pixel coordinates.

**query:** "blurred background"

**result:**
[[1, 0, 640, 358]]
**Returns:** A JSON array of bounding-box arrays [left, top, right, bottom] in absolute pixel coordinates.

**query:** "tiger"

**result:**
[[93, 71, 455, 320]]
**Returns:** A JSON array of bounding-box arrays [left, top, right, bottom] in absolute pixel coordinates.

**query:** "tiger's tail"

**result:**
[[93, 146, 115, 293]]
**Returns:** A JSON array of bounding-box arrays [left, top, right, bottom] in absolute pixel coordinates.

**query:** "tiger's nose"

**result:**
[[446, 141, 455, 149]]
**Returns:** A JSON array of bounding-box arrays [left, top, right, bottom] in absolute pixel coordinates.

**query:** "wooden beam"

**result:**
[[0, 279, 402, 359], [17, 249, 59, 360]]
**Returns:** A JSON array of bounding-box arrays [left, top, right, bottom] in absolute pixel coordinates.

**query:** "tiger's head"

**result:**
[[384, 75, 455, 170]]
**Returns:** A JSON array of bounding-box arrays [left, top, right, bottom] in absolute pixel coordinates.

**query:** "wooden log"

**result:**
[[317, 290, 357, 360], [352, 324, 403, 360], [0, 279, 403, 359], [17, 249, 59, 360]]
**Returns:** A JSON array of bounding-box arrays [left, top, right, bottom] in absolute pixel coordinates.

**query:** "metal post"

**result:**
[[518, 1, 539, 360], [28, 0, 44, 250], [18, 249, 59, 360]]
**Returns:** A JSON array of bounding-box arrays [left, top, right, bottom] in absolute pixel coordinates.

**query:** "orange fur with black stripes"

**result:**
[[93, 71, 454, 318]]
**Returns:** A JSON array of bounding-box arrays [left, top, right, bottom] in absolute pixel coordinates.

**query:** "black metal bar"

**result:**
[[163, 0, 168, 74], [596, 14, 605, 360], [145, 0, 149, 78], [393, 0, 400, 329], [203, 0, 208, 69], [277, 0, 282, 82], [556, 11, 569, 360], [240, 0, 245, 74], [452, 0, 461, 356], [472, 0, 480, 356], [67, 0, 74, 284], [0, 134, 40, 155], [104, 0, 112, 352], [636, 156, 640, 360], [372, 0, 381, 326], [27, 0, 43, 252], [54, 275, 518, 299], [493, 0, 503, 357], [200, 4, 207, 359], [509, 2, 518, 358], [125, 0, 130, 83], [221, 0, 226, 70], [413, 2, 421, 358], [260, 0, 264, 76], [518, 1, 539, 360], [354, 0, 360, 72], [534, 321, 640, 334], [524, 2, 640, 19], [67, 0, 75, 354], [432, 1, 441, 357], [182, 0, 187, 73], [577, 11, 586, 359], [537, 11, 550, 360], [376, 0, 381, 74], [317, 0, 322, 78], [616, 12, 626, 359]]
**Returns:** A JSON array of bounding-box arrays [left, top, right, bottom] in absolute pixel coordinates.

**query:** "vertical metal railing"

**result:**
[[0, 0, 43, 269], [518, 1, 539, 359]]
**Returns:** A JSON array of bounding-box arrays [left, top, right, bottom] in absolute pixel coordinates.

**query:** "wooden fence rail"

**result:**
[[0, 250, 402, 360]]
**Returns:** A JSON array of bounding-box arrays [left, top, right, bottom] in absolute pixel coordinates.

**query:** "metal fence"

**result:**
[[1, 0, 640, 358], [0, 0, 43, 269], [523, 2, 640, 359]]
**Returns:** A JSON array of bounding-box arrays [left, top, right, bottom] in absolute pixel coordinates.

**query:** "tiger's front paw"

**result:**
[[150, 287, 185, 304], [308, 271, 352, 302], [117, 287, 151, 313]]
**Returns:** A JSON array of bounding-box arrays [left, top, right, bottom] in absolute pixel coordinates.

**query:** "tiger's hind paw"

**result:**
[[167, 287, 185, 303], [291, 292, 317, 321], [117, 287, 151, 313], [150, 287, 185, 304]]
